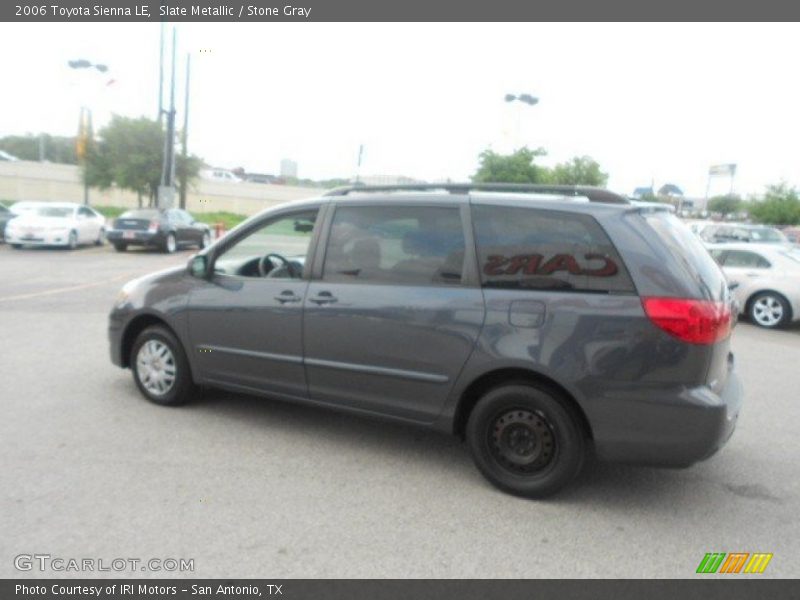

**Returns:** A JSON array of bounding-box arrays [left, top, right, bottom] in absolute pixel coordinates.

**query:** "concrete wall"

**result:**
[[0, 160, 322, 216]]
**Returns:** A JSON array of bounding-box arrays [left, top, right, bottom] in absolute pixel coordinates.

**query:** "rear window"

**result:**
[[643, 212, 728, 300], [472, 205, 635, 294], [119, 210, 160, 219]]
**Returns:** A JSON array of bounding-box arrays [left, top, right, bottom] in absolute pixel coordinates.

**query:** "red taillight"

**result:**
[[148, 219, 159, 232], [643, 297, 731, 345]]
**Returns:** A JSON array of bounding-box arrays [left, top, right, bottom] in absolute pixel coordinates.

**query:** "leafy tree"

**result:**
[[0, 134, 78, 164], [472, 147, 549, 184], [84, 115, 201, 208], [548, 156, 608, 186], [747, 183, 800, 225], [707, 195, 742, 216]]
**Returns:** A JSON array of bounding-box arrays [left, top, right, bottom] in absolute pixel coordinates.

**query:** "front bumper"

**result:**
[[5, 229, 72, 246], [591, 364, 743, 468], [108, 310, 126, 367]]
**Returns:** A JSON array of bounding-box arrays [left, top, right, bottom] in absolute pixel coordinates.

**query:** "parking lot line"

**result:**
[[0, 274, 132, 303]]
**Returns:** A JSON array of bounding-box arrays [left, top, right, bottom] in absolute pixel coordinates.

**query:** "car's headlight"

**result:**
[[115, 288, 131, 307]]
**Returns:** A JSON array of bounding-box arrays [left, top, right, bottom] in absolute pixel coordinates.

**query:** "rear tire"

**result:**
[[466, 383, 585, 498], [130, 325, 196, 406], [749, 291, 791, 328], [163, 233, 177, 254], [113, 242, 127, 252]]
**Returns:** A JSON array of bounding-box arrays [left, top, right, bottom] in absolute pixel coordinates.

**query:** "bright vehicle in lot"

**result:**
[[708, 243, 800, 328], [5, 202, 106, 249], [701, 223, 789, 245], [109, 184, 742, 498], [0, 202, 15, 241], [106, 208, 211, 253]]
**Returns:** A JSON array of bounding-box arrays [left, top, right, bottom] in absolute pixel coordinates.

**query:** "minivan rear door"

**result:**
[[302, 201, 485, 423]]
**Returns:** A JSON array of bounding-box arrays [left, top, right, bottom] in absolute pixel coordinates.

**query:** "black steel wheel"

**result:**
[[466, 383, 585, 498]]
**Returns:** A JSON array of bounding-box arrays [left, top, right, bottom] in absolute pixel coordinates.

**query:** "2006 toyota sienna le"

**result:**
[[109, 183, 742, 497]]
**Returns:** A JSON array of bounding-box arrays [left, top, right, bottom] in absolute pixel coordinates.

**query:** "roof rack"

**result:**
[[323, 183, 630, 204]]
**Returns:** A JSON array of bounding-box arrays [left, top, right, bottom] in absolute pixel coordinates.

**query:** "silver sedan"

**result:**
[[708, 243, 800, 328]]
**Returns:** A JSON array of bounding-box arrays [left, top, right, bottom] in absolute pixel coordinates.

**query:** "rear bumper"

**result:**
[[106, 229, 164, 247], [591, 366, 743, 468]]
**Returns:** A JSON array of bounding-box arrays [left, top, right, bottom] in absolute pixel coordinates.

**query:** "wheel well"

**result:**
[[453, 368, 593, 440], [745, 289, 793, 321], [120, 314, 175, 368]]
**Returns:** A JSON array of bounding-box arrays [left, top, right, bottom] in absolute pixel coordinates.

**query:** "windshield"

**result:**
[[34, 206, 74, 218], [750, 227, 787, 242]]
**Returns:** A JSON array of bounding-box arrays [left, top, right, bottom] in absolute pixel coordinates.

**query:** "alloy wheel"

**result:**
[[135, 340, 177, 397]]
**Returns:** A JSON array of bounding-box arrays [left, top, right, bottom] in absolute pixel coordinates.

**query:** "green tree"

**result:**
[[472, 147, 549, 184], [85, 115, 202, 208], [707, 195, 742, 216], [548, 155, 608, 186], [747, 183, 800, 225]]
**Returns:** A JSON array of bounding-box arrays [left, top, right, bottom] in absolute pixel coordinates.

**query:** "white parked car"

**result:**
[[199, 168, 242, 183], [5, 202, 106, 250], [708, 243, 800, 328]]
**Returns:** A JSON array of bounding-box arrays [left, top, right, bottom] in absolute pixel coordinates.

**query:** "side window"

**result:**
[[323, 205, 465, 285], [722, 250, 770, 269], [213, 210, 318, 279], [473, 205, 635, 293], [78, 206, 93, 217]]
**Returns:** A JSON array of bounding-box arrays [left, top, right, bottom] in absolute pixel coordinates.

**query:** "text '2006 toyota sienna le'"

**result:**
[[108, 184, 742, 497]]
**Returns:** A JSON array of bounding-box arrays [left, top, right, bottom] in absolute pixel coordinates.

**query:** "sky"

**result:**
[[0, 22, 798, 197]]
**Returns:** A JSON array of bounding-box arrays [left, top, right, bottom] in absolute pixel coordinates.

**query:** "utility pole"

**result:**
[[158, 27, 177, 209], [179, 53, 191, 209], [158, 21, 165, 123]]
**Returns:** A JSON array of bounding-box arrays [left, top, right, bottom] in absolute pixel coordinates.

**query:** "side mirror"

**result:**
[[188, 255, 208, 278]]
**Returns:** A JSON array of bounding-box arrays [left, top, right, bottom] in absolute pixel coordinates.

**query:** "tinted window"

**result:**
[[78, 206, 93, 217], [473, 206, 634, 293], [723, 250, 770, 268], [644, 212, 728, 300], [323, 206, 465, 285]]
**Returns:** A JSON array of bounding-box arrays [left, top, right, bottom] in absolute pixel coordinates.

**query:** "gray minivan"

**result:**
[[109, 184, 742, 497]]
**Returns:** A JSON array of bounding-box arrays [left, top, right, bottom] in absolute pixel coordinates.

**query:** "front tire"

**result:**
[[131, 325, 196, 406], [749, 292, 791, 328], [466, 383, 586, 498]]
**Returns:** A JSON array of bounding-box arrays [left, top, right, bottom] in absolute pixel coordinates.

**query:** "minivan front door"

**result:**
[[302, 203, 484, 423], [186, 208, 320, 398]]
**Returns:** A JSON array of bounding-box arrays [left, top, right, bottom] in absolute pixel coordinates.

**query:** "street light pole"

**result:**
[[504, 93, 539, 150], [69, 59, 109, 206]]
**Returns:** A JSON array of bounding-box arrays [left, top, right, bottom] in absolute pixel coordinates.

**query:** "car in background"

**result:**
[[0, 202, 15, 241], [701, 223, 789, 245], [708, 243, 800, 328], [106, 208, 211, 253], [686, 220, 716, 238], [5, 202, 106, 249], [0, 150, 19, 161], [781, 226, 800, 245], [199, 168, 242, 183]]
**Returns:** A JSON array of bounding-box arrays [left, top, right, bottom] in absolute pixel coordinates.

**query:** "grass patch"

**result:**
[[93, 205, 129, 219], [193, 211, 249, 230]]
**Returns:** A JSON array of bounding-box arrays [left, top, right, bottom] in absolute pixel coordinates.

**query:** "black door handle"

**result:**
[[309, 291, 337, 305], [274, 291, 301, 304]]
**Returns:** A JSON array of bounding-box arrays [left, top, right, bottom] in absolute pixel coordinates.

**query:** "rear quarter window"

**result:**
[[643, 212, 728, 300], [472, 205, 635, 294]]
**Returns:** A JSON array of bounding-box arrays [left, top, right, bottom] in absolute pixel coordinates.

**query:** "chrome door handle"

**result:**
[[309, 291, 337, 305], [275, 291, 301, 304]]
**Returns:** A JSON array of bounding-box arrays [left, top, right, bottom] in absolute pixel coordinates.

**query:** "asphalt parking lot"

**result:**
[[1, 241, 799, 578]]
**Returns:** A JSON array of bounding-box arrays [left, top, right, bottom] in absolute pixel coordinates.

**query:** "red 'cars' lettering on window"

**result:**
[[484, 255, 508, 276], [482, 253, 619, 277], [582, 253, 618, 277], [538, 254, 582, 275]]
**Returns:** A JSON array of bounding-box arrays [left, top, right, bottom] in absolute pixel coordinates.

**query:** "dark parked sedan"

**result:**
[[106, 208, 211, 253]]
